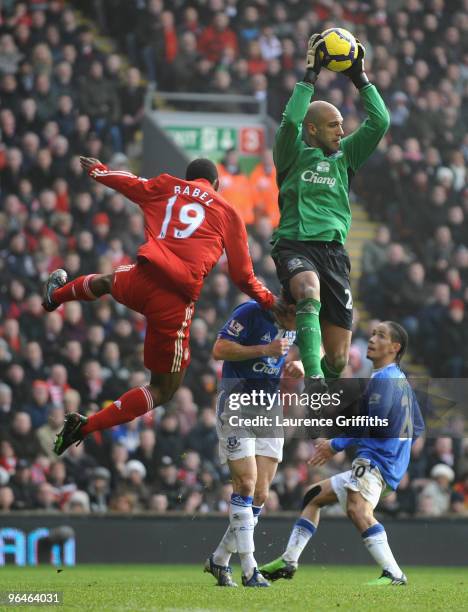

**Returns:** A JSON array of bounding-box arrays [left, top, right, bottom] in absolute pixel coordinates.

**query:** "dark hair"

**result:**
[[384, 321, 408, 365], [185, 158, 218, 184]]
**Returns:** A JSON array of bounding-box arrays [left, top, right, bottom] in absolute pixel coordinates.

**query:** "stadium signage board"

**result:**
[[0, 527, 75, 566], [165, 125, 264, 159]]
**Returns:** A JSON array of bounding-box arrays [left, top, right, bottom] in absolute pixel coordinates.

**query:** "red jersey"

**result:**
[[88, 164, 274, 308]]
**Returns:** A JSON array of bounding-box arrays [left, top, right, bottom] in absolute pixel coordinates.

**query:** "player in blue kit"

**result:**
[[205, 298, 304, 587], [260, 321, 424, 586]]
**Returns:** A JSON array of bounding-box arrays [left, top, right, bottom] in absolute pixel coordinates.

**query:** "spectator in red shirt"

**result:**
[[198, 13, 238, 64]]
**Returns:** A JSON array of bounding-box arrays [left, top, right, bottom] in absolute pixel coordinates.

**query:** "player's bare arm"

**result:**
[[212, 337, 289, 362]]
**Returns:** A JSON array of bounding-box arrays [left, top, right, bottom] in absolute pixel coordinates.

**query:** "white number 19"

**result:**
[[158, 196, 205, 240]]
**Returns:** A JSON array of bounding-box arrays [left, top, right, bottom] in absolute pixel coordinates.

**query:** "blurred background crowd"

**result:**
[[0, 0, 467, 517]]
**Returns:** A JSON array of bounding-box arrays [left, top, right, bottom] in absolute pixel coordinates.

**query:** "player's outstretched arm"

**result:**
[[80, 156, 155, 204], [80, 156, 102, 171], [224, 211, 275, 309], [273, 34, 324, 178], [324, 437, 356, 458], [340, 42, 390, 172], [308, 439, 336, 466]]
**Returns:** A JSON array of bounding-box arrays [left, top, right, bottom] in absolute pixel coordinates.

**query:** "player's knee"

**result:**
[[291, 274, 320, 302], [103, 274, 114, 293], [90, 273, 113, 297], [298, 283, 320, 302], [148, 384, 176, 406]]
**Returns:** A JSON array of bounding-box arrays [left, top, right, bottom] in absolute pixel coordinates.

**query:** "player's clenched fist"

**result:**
[[284, 360, 305, 378], [264, 338, 290, 358], [342, 39, 369, 89]]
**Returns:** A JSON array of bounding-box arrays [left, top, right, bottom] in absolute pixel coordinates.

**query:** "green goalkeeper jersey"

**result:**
[[272, 82, 390, 245]]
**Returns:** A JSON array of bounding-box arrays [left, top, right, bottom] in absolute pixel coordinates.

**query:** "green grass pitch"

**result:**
[[0, 565, 466, 611]]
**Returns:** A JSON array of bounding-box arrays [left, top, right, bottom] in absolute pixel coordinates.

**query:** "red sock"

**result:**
[[53, 274, 98, 305], [81, 387, 154, 435]]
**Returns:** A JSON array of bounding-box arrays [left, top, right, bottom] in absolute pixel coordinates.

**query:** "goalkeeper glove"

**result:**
[[342, 39, 369, 89], [303, 33, 325, 84]]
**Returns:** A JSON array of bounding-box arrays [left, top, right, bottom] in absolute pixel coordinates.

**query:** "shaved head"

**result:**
[[305, 101, 340, 126], [303, 100, 344, 153]]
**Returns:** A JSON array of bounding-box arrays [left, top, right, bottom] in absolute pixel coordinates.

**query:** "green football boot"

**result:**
[[259, 557, 297, 581]]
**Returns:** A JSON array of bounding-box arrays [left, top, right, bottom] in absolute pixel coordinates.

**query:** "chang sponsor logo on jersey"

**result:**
[[301, 169, 336, 188], [252, 360, 281, 375]]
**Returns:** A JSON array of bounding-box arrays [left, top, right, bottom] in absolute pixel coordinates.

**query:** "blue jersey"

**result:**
[[217, 301, 295, 411], [330, 363, 425, 490]]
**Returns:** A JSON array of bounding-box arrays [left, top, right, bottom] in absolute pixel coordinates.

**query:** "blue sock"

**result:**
[[252, 505, 263, 517], [231, 493, 253, 507], [361, 523, 385, 539], [252, 504, 263, 526]]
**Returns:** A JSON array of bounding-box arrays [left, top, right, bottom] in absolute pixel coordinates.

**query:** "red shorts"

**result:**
[[111, 262, 194, 374]]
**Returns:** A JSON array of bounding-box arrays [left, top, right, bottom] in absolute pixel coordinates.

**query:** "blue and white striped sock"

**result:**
[[362, 523, 402, 577], [284, 517, 316, 564], [252, 504, 263, 527]]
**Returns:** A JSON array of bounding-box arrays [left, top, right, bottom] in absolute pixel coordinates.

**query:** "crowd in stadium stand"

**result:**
[[0, 0, 467, 517]]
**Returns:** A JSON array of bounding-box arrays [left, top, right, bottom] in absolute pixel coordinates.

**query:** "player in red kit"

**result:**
[[45, 156, 277, 455]]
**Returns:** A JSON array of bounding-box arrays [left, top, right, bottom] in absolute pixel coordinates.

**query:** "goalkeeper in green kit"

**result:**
[[271, 34, 390, 386]]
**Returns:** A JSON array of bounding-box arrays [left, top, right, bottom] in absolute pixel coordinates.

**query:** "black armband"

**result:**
[[351, 71, 370, 90], [302, 68, 319, 84]]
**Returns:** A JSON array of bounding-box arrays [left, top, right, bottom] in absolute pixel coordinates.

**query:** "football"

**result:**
[[319, 27, 358, 72]]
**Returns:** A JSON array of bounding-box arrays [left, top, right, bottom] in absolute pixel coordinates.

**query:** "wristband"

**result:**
[[303, 68, 319, 84], [351, 71, 370, 89]]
